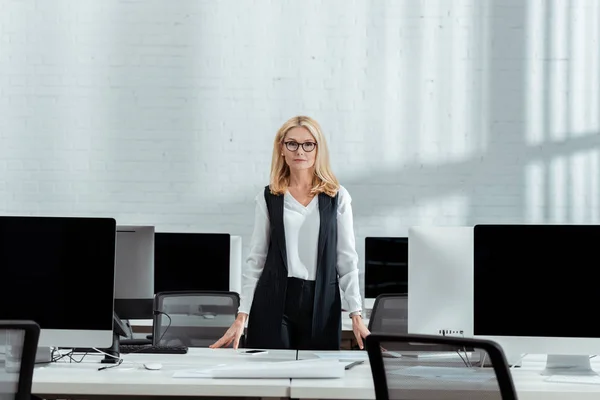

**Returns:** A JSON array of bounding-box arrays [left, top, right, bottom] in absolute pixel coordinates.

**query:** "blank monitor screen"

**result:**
[[0, 216, 116, 342], [154, 232, 230, 294], [474, 224, 600, 338], [114, 225, 155, 319], [407, 226, 473, 336], [365, 237, 408, 298]]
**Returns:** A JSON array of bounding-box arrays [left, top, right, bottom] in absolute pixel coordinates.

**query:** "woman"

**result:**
[[210, 116, 369, 350]]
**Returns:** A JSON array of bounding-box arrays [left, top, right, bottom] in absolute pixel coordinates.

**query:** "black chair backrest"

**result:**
[[0, 320, 40, 400], [366, 333, 518, 400], [153, 290, 241, 348], [368, 294, 408, 334]]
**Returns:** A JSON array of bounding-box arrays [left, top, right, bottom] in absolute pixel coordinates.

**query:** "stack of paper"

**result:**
[[173, 358, 345, 379]]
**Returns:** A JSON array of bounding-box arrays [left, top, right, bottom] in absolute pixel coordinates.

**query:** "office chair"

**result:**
[[366, 333, 518, 400], [153, 291, 244, 348], [367, 294, 459, 353], [0, 320, 40, 400], [368, 294, 408, 334]]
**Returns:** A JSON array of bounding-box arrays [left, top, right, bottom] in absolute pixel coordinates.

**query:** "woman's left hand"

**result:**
[[351, 315, 371, 349]]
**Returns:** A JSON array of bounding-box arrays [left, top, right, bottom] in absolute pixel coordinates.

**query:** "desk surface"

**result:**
[[293, 351, 600, 400], [32, 348, 600, 399], [33, 348, 295, 398], [295, 350, 374, 399]]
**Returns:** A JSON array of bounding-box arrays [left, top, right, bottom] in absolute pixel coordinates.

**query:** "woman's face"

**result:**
[[281, 127, 317, 171]]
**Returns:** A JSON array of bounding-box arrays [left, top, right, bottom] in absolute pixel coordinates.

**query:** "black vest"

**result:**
[[245, 186, 341, 350]]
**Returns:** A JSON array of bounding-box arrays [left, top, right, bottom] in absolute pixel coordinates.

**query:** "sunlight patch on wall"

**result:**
[[548, 1, 568, 143], [524, 160, 545, 222], [524, 0, 545, 147], [416, 0, 479, 167], [569, 149, 599, 223], [526, 1, 600, 145], [526, 150, 599, 224], [567, 2, 600, 136], [590, 149, 600, 222], [549, 155, 568, 223]]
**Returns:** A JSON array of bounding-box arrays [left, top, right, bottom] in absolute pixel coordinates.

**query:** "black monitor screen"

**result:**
[[154, 232, 230, 293], [0, 216, 116, 331], [365, 237, 408, 298], [474, 224, 600, 338]]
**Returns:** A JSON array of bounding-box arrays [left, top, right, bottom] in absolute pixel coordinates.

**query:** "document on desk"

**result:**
[[313, 350, 369, 361], [391, 366, 495, 383], [383, 350, 470, 360], [173, 359, 345, 379]]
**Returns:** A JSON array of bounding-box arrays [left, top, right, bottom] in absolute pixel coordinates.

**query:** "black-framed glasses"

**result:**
[[284, 141, 317, 152]]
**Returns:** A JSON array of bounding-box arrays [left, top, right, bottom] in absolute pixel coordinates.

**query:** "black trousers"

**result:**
[[281, 277, 315, 350]]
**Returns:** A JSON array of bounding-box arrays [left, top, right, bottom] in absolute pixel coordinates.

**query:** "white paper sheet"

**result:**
[[313, 351, 369, 360], [172, 359, 345, 379], [391, 366, 495, 383], [383, 350, 470, 360]]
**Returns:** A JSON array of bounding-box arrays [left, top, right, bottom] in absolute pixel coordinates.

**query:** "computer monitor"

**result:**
[[407, 226, 474, 337], [473, 224, 600, 376], [229, 235, 242, 294], [364, 237, 408, 310], [114, 225, 155, 320], [154, 232, 230, 293], [0, 216, 116, 348]]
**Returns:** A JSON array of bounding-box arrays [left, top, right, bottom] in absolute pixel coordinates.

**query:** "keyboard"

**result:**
[[119, 344, 188, 354]]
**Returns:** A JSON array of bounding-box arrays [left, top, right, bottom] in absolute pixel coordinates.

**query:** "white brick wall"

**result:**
[[1, 0, 599, 294]]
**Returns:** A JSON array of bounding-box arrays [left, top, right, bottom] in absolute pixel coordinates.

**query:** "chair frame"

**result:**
[[1, 320, 40, 400], [366, 333, 518, 400]]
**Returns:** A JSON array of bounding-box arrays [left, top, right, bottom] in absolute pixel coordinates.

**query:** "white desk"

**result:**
[[33, 348, 295, 398], [294, 350, 374, 399], [292, 351, 600, 400], [511, 355, 600, 400], [33, 347, 600, 399]]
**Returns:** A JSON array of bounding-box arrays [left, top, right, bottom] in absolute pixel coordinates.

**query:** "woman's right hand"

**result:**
[[209, 313, 247, 349]]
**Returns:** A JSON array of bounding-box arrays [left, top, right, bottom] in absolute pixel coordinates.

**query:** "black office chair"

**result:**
[[153, 291, 244, 348], [0, 320, 40, 400], [368, 294, 408, 334], [366, 333, 518, 400]]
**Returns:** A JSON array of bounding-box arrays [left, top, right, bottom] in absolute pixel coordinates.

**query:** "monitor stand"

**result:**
[[35, 346, 53, 364], [100, 332, 121, 364], [101, 312, 130, 364], [541, 355, 597, 376]]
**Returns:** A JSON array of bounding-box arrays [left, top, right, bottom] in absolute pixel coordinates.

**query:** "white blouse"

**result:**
[[238, 185, 362, 315]]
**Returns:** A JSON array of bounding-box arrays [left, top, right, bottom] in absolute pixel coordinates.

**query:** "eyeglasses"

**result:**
[[284, 141, 317, 152]]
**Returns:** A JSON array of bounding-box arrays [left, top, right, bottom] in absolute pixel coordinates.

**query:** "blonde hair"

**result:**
[[269, 115, 339, 197]]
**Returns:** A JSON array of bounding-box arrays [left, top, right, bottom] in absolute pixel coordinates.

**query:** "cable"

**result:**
[[41, 311, 173, 370], [98, 357, 123, 370], [35, 348, 89, 365], [93, 347, 121, 360], [510, 353, 527, 369], [153, 310, 172, 345], [461, 346, 472, 367], [454, 349, 471, 367]]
